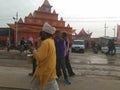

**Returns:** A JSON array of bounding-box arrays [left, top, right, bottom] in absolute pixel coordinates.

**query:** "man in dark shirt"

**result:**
[[54, 31, 71, 84], [20, 37, 25, 46], [62, 32, 75, 77]]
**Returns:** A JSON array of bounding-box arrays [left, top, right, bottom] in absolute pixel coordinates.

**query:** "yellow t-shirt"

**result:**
[[33, 38, 57, 90]]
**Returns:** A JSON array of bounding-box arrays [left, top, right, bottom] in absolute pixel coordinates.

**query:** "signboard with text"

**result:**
[[117, 25, 120, 44]]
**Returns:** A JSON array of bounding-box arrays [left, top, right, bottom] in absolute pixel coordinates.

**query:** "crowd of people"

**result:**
[[5, 22, 117, 90], [19, 22, 117, 90], [28, 23, 75, 90]]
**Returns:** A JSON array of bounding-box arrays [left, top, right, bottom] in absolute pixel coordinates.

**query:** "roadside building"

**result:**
[[8, 0, 75, 45], [0, 28, 14, 47]]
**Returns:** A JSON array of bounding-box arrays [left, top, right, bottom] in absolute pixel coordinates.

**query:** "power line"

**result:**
[[1, 15, 120, 19], [1, 16, 120, 19], [62, 16, 120, 19], [65, 20, 120, 22]]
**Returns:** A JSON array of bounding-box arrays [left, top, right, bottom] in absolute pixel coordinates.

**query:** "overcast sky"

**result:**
[[0, 0, 120, 37]]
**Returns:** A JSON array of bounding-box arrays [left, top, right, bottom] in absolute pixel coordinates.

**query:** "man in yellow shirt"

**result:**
[[30, 23, 59, 90]]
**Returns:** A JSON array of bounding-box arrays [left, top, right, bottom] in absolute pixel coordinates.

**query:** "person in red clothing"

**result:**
[[6, 39, 10, 52]]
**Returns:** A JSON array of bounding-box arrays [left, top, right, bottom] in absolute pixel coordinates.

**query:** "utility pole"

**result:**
[[112, 26, 116, 38], [104, 23, 108, 36], [13, 12, 18, 45]]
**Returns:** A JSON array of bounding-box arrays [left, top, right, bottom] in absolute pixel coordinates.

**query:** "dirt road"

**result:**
[[0, 49, 120, 90]]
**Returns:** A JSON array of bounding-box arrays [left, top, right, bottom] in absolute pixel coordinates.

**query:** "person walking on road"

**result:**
[[110, 39, 116, 55], [106, 39, 116, 56], [6, 39, 10, 52], [62, 32, 75, 77], [54, 31, 71, 85], [29, 32, 42, 76], [30, 23, 59, 90]]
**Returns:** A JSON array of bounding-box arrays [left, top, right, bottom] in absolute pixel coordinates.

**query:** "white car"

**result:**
[[101, 44, 120, 54], [71, 40, 85, 53]]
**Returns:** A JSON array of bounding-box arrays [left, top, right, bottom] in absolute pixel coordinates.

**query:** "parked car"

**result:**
[[101, 43, 120, 54], [71, 40, 85, 53]]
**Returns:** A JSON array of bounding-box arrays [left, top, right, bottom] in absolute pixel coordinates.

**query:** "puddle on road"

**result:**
[[89, 56, 108, 64], [71, 54, 120, 65], [70, 52, 120, 79]]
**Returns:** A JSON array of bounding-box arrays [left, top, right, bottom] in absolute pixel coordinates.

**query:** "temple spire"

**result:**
[[60, 17, 63, 21], [43, 0, 51, 6], [39, 0, 52, 13], [67, 24, 70, 27], [18, 18, 23, 23], [28, 13, 33, 17], [53, 10, 56, 14]]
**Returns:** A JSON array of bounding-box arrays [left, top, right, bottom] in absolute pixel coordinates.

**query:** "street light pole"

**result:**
[[13, 12, 18, 45], [16, 12, 18, 45]]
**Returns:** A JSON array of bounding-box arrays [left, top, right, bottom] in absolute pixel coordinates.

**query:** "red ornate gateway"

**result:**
[[74, 28, 92, 40], [73, 28, 92, 48], [8, 0, 75, 44]]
